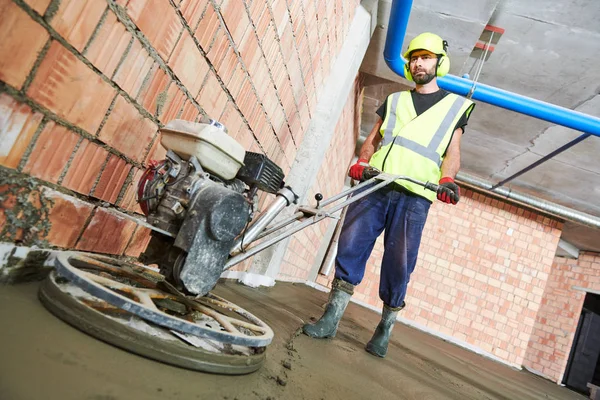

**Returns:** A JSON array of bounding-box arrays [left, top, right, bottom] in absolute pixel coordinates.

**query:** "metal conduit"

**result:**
[[456, 172, 600, 229]]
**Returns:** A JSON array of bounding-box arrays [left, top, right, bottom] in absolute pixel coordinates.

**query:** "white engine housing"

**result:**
[[160, 119, 245, 180]]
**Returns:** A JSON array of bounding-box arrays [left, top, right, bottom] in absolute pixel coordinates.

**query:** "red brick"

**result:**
[[239, 28, 260, 71], [251, 57, 270, 100], [219, 102, 244, 137], [51, 0, 106, 52], [215, 47, 238, 87], [28, 42, 116, 134], [220, 0, 250, 45], [280, 24, 295, 63], [197, 71, 228, 120], [206, 28, 230, 71], [113, 38, 154, 98], [98, 95, 157, 162], [307, 20, 319, 52], [127, 0, 182, 60], [298, 95, 310, 130], [0, 1, 50, 89], [23, 121, 79, 183], [180, 99, 201, 121], [298, 37, 311, 72], [234, 126, 257, 151], [158, 87, 187, 123], [237, 81, 258, 120], [194, 3, 219, 51], [227, 64, 247, 100], [24, 0, 52, 14], [263, 84, 279, 116], [289, 111, 302, 141], [0, 94, 44, 169], [84, 9, 132, 77], [61, 139, 109, 195], [271, 0, 288, 35], [136, 64, 171, 117], [42, 187, 94, 248], [145, 136, 167, 165], [289, 0, 302, 31], [272, 56, 288, 89], [262, 26, 279, 70], [119, 168, 144, 214], [249, 0, 269, 36], [76, 208, 137, 254], [169, 31, 209, 96], [92, 154, 131, 203], [180, 0, 209, 30], [280, 80, 297, 118], [267, 100, 286, 134], [124, 225, 151, 257]]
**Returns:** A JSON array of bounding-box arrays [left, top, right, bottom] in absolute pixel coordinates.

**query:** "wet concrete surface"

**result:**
[[0, 280, 586, 400]]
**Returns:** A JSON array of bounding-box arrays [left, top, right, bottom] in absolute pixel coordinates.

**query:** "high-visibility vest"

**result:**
[[369, 91, 474, 202]]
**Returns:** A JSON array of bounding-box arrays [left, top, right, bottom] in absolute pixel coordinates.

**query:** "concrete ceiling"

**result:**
[[359, 0, 600, 254]]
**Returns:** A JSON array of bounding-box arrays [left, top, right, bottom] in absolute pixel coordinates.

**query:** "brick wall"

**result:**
[[277, 78, 360, 280], [0, 0, 360, 257], [317, 188, 564, 368], [523, 252, 600, 382]]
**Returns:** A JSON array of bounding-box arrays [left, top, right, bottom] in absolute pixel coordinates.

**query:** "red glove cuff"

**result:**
[[357, 158, 369, 165], [439, 176, 454, 184]]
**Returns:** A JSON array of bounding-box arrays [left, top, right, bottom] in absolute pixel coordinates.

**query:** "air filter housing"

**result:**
[[236, 152, 285, 194]]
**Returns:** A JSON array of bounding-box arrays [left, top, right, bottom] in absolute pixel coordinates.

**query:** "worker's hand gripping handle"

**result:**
[[359, 167, 439, 194]]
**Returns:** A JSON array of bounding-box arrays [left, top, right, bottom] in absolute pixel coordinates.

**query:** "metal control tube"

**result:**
[[230, 187, 298, 255]]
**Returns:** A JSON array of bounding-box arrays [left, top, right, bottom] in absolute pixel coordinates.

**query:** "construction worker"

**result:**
[[302, 33, 475, 358]]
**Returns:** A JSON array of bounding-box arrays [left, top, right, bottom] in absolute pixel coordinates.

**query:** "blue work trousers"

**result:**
[[334, 185, 431, 308]]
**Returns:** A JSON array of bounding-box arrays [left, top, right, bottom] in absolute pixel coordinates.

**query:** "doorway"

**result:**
[[563, 293, 600, 394]]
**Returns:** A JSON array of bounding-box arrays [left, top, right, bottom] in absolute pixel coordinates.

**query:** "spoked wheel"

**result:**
[[38, 251, 273, 375]]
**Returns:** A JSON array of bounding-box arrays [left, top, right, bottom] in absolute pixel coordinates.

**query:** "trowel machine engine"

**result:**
[[137, 119, 292, 296]]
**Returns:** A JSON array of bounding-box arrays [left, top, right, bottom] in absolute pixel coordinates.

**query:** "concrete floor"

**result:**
[[0, 279, 586, 400]]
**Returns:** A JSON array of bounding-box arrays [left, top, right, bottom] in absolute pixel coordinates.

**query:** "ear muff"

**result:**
[[404, 62, 413, 81], [436, 54, 450, 77]]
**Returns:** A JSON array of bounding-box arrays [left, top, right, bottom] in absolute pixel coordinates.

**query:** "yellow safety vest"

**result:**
[[369, 91, 474, 202]]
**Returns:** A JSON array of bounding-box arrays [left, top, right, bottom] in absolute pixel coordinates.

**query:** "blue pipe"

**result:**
[[384, 0, 600, 137]]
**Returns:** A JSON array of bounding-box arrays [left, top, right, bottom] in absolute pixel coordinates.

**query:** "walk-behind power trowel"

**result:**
[[39, 118, 439, 374]]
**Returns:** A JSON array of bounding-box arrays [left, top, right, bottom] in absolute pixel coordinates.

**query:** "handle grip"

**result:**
[[424, 182, 439, 192]]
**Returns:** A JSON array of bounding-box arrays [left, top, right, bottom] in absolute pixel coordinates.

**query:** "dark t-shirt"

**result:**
[[376, 90, 472, 134]]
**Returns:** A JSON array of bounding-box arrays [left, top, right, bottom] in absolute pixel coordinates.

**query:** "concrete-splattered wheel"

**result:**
[[38, 251, 273, 375]]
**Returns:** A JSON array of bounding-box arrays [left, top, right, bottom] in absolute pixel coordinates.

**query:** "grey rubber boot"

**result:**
[[365, 302, 405, 357], [302, 279, 354, 339]]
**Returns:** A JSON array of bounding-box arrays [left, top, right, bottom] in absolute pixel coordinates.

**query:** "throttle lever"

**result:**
[[361, 167, 381, 181]]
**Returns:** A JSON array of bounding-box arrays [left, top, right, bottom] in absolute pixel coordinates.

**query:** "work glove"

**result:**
[[348, 158, 370, 181], [437, 177, 460, 205]]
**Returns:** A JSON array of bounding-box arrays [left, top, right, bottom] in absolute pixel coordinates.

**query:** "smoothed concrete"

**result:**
[[0, 280, 585, 400]]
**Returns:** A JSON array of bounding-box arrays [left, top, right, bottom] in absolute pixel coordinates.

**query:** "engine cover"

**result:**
[[175, 181, 250, 296]]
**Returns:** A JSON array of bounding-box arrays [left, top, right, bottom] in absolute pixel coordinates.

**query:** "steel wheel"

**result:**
[[39, 251, 273, 374]]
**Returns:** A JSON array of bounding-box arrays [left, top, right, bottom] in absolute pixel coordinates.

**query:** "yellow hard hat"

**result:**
[[403, 32, 447, 59]]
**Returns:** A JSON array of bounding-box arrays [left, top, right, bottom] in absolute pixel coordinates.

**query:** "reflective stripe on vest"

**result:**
[[381, 93, 467, 167]]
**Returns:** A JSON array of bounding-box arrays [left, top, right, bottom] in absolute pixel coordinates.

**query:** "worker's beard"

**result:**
[[412, 66, 436, 84]]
